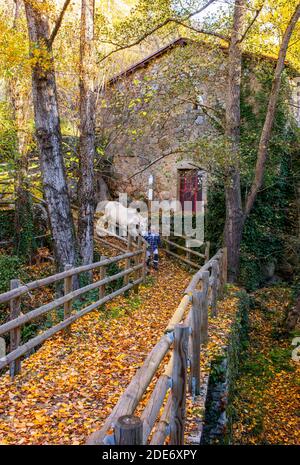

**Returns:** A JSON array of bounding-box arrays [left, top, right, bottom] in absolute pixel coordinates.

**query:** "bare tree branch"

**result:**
[[97, 0, 228, 65], [129, 149, 190, 179], [238, 3, 264, 43], [48, 0, 71, 47]]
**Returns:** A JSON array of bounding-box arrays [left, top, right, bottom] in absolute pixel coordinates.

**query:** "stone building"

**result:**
[[97, 37, 300, 211]]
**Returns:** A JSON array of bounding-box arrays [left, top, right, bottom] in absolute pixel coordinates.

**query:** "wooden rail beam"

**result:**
[[0, 251, 142, 305], [0, 264, 143, 337], [0, 277, 144, 371], [140, 354, 173, 444], [163, 238, 205, 259], [86, 331, 173, 445], [150, 394, 172, 445], [163, 248, 200, 269], [165, 295, 190, 333]]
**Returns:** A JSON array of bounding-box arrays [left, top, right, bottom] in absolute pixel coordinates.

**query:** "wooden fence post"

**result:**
[[99, 257, 107, 306], [190, 290, 202, 396], [211, 260, 219, 317], [114, 415, 143, 445], [201, 271, 209, 345], [165, 237, 170, 252], [170, 324, 189, 445], [9, 279, 21, 378], [134, 235, 142, 294], [222, 247, 228, 286], [204, 241, 210, 263], [142, 241, 147, 281], [64, 264, 73, 336], [124, 234, 133, 286], [185, 238, 191, 262]]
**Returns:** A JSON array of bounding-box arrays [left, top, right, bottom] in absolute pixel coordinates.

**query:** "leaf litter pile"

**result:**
[[0, 253, 192, 444], [232, 287, 300, 445], [0, 242, 244, 446], [2, 244, 296, 446]]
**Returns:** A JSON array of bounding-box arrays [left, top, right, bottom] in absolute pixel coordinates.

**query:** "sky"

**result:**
[[193, 0, 231, 21]]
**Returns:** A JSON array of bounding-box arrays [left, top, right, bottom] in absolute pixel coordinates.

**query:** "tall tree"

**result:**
[[244, 3, 300, 216], [224, 0, 300, 281], [78, 0, 96, 268], [23, 0, 77, 271], [224, 0, 246, 282], [8, 0, 32, 256]]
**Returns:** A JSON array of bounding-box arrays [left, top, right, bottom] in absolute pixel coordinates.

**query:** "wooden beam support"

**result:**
[[170, 324, 189, 445], [9, 279, 21, 378]]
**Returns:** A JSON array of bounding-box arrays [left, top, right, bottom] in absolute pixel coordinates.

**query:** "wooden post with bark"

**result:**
[[114, 415, 143, 445], [185, 238, 191, 262], [201, 271, 209, 344], [124, 234, 133, 286], [99, 257, 107, 306], [222, 247, 228, 287], [204, 241, 210, 263], [210, 260, 219, 317], [165, 237, 170, 252], [170, 324, 189, 445], [142, 241, 147, 280], [9, 279, 21, 378], [134, 235, 142, 293], [190, 290, 202, 396], [63, 264, 73, 336]]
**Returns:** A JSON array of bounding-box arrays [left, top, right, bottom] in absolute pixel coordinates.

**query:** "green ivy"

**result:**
[[205, 61, 298, 291], [0, 254, 24, 294]]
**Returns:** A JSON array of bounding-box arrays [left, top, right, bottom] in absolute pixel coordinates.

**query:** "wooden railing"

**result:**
[[86, 247, 227, 446], [162, 235, 210, 269], [0, 240, 147, 379]]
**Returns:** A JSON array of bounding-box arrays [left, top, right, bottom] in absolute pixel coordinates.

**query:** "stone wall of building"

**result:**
[[97, 42, 227, 202], [96, 41, 299, 203]]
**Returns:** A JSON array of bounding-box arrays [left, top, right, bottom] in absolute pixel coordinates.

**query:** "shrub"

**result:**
[[0, 254, 24, 294]]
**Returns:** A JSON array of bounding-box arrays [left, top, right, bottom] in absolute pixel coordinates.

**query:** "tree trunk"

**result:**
[[224, 0, 246, 282], [9, 0, 32, 257], [24, 1, 77, 271], [78, 0, 96, 268], [244, 3, 300, 217], [224, 169, 244, 281]]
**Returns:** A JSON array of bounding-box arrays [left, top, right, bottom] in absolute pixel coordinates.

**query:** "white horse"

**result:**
[[96, 201, 147, 239]]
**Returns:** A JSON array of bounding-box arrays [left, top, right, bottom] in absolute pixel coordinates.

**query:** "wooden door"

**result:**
[[179, 170, 202, 213]]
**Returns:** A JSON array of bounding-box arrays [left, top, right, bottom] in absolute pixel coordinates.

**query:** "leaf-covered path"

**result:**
[[0, 254, 191, 445]]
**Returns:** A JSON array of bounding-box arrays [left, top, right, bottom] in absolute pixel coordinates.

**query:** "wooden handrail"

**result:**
[[0, 250, 141, 305], [0, 277, 144, 371], [163, 249, 202, 268], [86, 247, 227, 445], [185, 250, 222, 293], [163, 238, 205, 258], [165, 294, 190, 332], [0, 263, 143, 336], [0, 233, 147, 378], [86, 331, 174, 445]]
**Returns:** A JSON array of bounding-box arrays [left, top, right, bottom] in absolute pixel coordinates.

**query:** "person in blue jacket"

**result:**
[[143, 225, 161, 270]]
